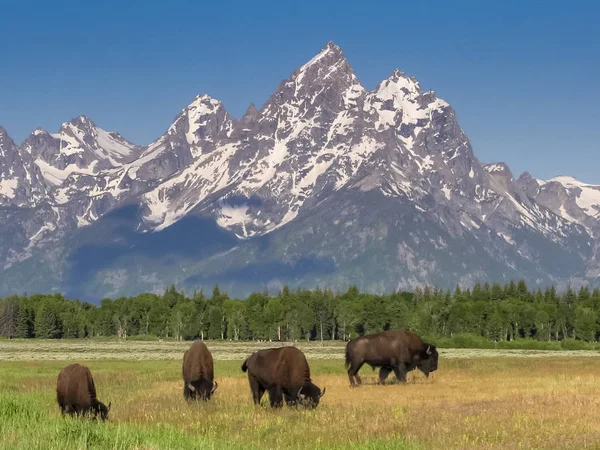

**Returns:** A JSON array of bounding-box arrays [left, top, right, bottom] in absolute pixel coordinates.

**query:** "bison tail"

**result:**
[[344, 349, 351, 369], [241, 358, 249, 372]]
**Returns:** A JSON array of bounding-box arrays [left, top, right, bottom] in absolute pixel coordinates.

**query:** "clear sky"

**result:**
[[1, 0, 598, 183]]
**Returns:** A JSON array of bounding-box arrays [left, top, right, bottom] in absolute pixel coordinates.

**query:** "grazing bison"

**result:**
[[56, 364, 111, 420], [345, 330, 438, 386], [241, 346, 326, 408], [182, 340, 218, 401]]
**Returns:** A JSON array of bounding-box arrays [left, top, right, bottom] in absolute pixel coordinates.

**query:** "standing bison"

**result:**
[[241, 346, 325, 408], [345, 330, 438, 386], [56, 364, 111, 420], [182, 340, 218, 401]]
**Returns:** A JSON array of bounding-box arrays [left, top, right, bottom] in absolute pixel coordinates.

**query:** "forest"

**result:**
[[1, 281, 600, 344]]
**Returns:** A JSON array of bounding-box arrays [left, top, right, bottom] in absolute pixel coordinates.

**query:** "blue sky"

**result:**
[[1, 0, 598, 182]]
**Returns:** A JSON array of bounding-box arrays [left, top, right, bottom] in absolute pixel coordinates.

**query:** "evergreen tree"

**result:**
[[0, 296, 20, 338], [207, 306, 224, 340], [34, 302, 61, 339], [574, 306, 597, 341], [16, 300, 34, 338]]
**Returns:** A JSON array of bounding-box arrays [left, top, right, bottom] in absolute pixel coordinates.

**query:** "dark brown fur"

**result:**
[[56, 364, 110, 420], [241, 346, 325, 408], [345, 330, 438, 386], [182, 340, 217, 400]]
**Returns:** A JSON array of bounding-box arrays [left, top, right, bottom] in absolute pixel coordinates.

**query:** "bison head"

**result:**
[[298, 382, 326, 409], [417, 344, 439, 377], [188, 380, 218, 401], [97, 401, 111, 421]]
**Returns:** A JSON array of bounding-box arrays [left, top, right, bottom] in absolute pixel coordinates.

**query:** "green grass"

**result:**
[[0, 359, 417, 450], [3, 341, 600, 449]]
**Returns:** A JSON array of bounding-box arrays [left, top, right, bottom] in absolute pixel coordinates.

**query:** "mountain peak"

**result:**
[[191, 93, 219, 104], [323, 40, 342, 52], [30, 128, 50, 137], [390, 68, 412, 80], [184, 95, 226, 116], [299, 41, 348, 73], [0, 127, 15, 149], [242, 102, 259, 122], [519, 171, 532, 179], [0, 127, 14, 156], [61, 115, 97, 133], [381, 69, 422, 95]]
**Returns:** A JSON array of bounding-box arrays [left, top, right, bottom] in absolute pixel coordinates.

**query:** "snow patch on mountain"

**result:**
[[549, 176, 600, 218], [0, 40, 598, 296], [0, 178, 18, 198]]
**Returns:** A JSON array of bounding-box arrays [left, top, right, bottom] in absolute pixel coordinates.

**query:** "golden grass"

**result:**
[[3, 355, 600, 449]]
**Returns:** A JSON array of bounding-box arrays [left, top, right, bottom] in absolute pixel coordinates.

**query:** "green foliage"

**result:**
[[2, 281, 600, 345]]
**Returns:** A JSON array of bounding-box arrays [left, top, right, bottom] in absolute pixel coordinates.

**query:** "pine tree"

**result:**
[[34, 302, 61, 339], [490, 283, 504, 301], [578, 286, 591, 304], [16, 304, 34, 338], [0, 297, 20, 338], [517, 280, 529, 300], [207, 306, 224, 340]]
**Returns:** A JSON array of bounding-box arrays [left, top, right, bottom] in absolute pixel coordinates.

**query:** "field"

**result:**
[[2, 340, 600, 449]]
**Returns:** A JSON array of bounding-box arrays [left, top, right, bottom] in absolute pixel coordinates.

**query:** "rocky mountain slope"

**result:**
[[0, 42, 598, 300]]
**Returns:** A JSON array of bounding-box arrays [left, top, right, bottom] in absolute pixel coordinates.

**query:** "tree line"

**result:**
[[1, 281, 600, 343]]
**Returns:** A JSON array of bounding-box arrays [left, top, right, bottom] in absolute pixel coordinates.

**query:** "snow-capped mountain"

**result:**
[[0, 42, 598, 299]]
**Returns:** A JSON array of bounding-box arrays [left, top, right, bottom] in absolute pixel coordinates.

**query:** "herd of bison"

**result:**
[[56, 329, 439, 420]]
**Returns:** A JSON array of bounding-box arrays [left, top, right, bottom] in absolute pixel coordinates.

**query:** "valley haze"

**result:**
[[0, 42, 599, 301]]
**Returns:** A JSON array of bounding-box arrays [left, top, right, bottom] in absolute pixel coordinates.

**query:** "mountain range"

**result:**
[[1, 42, 599, 300]]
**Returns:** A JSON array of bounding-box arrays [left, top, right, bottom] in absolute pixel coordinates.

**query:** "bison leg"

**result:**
[[283, 391, 296, 407], [268, 385, 283, 408], [393, 365, 407, 384], [378, 366, 393, 384], [347, 361, 364, 387], [248, 375, 265, 405], [183, 383, 193, 401]]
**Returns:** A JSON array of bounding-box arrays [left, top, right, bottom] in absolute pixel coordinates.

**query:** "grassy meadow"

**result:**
[[2, 340, 600, 449]]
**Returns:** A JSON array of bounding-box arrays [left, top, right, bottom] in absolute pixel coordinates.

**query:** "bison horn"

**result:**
[[297, 386, 303, 397], [188, 383, 196, 392], [426, 345, 432, 355], [319, 387, 326, 398], [211, 381, 218, 393], [107, 402, 112, 411]]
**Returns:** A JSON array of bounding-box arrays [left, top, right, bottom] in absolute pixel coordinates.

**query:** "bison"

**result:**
[[241, 346, 326, 408], [182, 340, 218, 401], [345, 330, 438, 386], [56, 364, 111, 420]]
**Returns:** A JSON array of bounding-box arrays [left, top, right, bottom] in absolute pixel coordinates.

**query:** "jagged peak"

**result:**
[[190, 93, 222, 106], [518, 171, 533, 181], [376, 68, 423, 98], [295, 41, 355, 85], [324, 40, 341, 51], [182, 94, 227, 118], [242, 102, 259, 121], [30, 128, 51, 137], [389, 68, 419, 85], [61, 115, 97, 133], [299, 41, 345, 72], [0, 127, 16, 148]]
